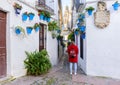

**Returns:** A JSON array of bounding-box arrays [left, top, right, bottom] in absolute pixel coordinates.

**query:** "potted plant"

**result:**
[[74, 28, 80, 35], [79, 26, 86, 32], [81, 32, 86, 39], [45, 12, 51, 22], [22, 12, 28, 21], [26, 26, 33, 34], [13, 2, 22, 14], [15, 26, 25, 35], [85, 6, 95, 15], [112, 1, 120, 10], [34, 23, 41, 32], [38, 11, 45, 20], [28, 12, 35, 20]]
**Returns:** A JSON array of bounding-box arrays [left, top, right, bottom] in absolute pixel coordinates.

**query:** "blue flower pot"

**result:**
[[80, 26, 86, 32], [39, 14, 44, 20], [15, 28, 21, 35], [22, 14, 28, 21], [43, 16, 47, 21], [112, 3, 120, 10], [15, 8, 21, 14], [26, 27, 32, 34], [79, 14, 85, 19], [29, 14, 35, 20], [87, 10, 93, 16], [47, 17, 50, 22], [75, 31, 79, 35], [81, 33, 85, 39], [35, 27, 40, 32], [57, 29, 61, 33]]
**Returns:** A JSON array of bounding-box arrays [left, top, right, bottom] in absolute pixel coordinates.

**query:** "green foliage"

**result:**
[[24, 49, 52, 76], [85, 6, 95, 11], [34, 23, 41, 29], [68, 32, 75, 41], [45, 12, 51, 18], [48, 21, 59, 31], [38, 11, 45, 16], [13, 2, 22, 9]]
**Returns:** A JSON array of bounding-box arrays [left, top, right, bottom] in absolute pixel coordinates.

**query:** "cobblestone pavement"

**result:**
[[1, 54, 120, 85]]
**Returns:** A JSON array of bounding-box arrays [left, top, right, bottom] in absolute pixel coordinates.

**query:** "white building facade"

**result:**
[[73, 0, 120, 79], [0, 0, 59, 79]]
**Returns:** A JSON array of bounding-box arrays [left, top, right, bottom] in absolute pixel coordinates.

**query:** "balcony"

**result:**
[[35, 0, 54, 15]]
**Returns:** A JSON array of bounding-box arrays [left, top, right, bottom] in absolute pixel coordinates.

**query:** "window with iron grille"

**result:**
[[39, 24, 47, 51]]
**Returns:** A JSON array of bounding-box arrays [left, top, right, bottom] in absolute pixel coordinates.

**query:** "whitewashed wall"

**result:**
[[86, 0, 120, 79], [0, 0, 58, 78]]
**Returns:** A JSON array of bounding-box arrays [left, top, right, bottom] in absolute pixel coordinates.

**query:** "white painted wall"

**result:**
[[85, 0, 120, 79], [0, 0, 58, 78]]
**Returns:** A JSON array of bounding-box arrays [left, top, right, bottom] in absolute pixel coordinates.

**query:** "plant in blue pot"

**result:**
[[85, 6, 95, 16], [112, 1, 120, 10], [22, 12, 28, 21], [38, 11, 45, 20], [79, 26, 86, 32], [15, 26, 25, 35], [81, 32, 86, 39], [28, 12, 35, 21], [34, 23, 41, 32], [13, 3, 22, 15], [26, 26, 33, 34], [45, 12, 51, 22], [74, 28, 80, 35]]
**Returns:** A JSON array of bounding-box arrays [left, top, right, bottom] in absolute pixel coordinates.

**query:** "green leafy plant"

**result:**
[[13, 2, 22, 9], [45, 11, 51, 18], [38, 11, 45, 16], [68, 32, 75, 41], [34, 23, 41, 29], [28, 12, 35, 16], [48, 21, 59, 31], [24, 49, 52, 76], [85, 6, 95, 11]]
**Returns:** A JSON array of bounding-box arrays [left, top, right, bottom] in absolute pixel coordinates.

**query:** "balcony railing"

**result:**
[[35, 0, 54, 15]]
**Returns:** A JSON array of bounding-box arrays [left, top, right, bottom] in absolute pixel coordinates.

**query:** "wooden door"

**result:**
[[0, 10, 6, 78]]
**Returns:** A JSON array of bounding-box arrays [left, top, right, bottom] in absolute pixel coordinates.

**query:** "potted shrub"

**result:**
[[38, 11, 45, 20], [34, 23, 41, 32], [15, 26, 25, 35], [112, 1, 120, 10], [79, 26, 86, 32], [24, 49, 52, 75], [13, 2, 22, 14], [22, 12, 28, 21], [26, 26, 33, 34], [85, 6, 95, 15], [28, 12, 35, 20]]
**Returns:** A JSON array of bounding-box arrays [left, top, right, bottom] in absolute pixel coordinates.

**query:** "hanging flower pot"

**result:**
[[81, 33, 86, 39], [15, 8, 21, 14], [15, 28, 21, 34], [47, 17, 51, 22], [34, 23, 41, 32], [112, 1, 120, 10], [79, 26, 86, 32], [13, 3, 22, 15], [15, 26, 25, 35], [38, 11, 45, 20], [74, 28, 80, 35], [26, 27, 33, 34], [28, 12, 35, 20], [22, 12, 28, 21], [85, 6, 95, 16]]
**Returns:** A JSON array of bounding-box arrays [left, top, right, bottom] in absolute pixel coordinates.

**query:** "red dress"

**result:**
[[67, 44, 79, 63]]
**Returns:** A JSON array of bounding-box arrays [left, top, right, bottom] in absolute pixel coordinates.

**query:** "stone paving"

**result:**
[[1, 54, 120, 85]]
